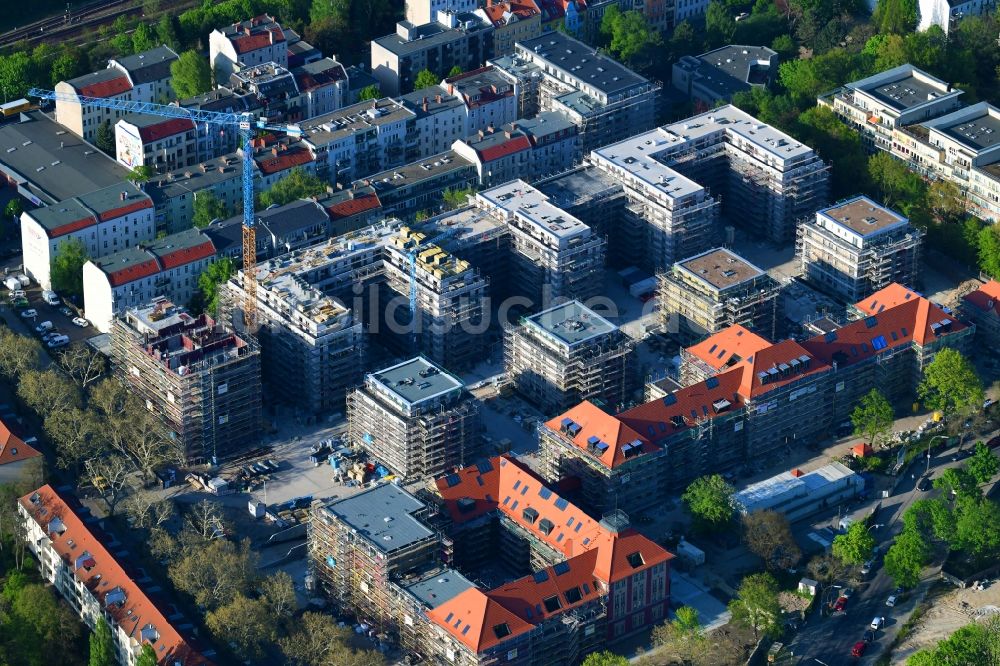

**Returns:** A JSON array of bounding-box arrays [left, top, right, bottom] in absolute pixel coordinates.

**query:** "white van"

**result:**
[[42, 290, 59, 306], [15, 274, 29, 287], [3, 276, 19, 291]]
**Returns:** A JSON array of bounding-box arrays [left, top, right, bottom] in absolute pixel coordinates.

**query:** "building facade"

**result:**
[[209, 14, 288, 81], [115, 114, 197, 173]]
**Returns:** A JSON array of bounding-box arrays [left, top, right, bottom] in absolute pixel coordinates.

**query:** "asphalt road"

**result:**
[[785, 438, 993, 665]]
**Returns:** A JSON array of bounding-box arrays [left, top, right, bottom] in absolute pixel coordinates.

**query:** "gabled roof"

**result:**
[[66, 68, 133, 98], [543, 401, 656, 469], [477, 135, 532, 162], [735, 339, 827, 398], [254, 145, 314, 175], [427, 588, 534, 652], [325, 192, 381, 219], [19, 485, 211, 665], [962, 280, 1000, 317], [854, 283, 922, 316], [0, 418, 40, 466], [127, 116, 195, 144], [685, 324, 772, 371]]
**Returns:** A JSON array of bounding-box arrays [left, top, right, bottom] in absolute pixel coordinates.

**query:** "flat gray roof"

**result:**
[[939, 111, 1000, 152], [404, 568, 476, 608], [370, 356, 464, 406], [526, 300, 617, 346], [535, 166, 623, 210], [398, 88, 465, 118], [676, 247, 764, 290], [516, 32, 648, 97], [362, 151, 474, 198], [818, 196, 907, 236], [374, 16, 488, 57], [301, 97, 415, 146], [325, 484, 435, 554], [0, 112, 131, 205]]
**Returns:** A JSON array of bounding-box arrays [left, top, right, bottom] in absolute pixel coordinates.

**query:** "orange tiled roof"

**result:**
[[326, 192, 381, 219], [136, 118, 195, 144], [478, 135, 531, 162], [97, 198, 153, 222], [108, 258, 160, 287], [19, 485, 212, 666], [0, 418, 40, 466], [963, 280, 1000, 317], [543, 401, 656, 469], [158, 241, 215, 270], [49, 217, 96, 238], [78, 75, 132, 98], [255, 146, 314, 175], [734, 338, 828, 398], [432, 457, 672, 651], [854, 283, 923, 316], [685, 324, 772, 371]]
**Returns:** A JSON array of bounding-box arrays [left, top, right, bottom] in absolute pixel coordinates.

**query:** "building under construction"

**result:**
[[659, 247, 781, 344], [797, 195, 923, 303], [416, 205, 511, 299], [224, 258, 365, 415], [347, 357, 481, 479], [383, 227, 489, 372], [477, 180, 606, 308], [111, 299, 261, 463], [657, 105, 830, 244], [505, 300, 636, 414]]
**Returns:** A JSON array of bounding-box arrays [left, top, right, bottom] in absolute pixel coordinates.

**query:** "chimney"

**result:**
[[504, 129, 512, 139], [244, 26, 252, 36], [478, 129, 485, 139], [423, 96, 429, 112], [435, 94, 442, 103], [120, 191, 127, 201], [510, 122, 517, 131], [272, 146, 280, 156], [488, 124, 495, 133], [449, 84, 455, 94]]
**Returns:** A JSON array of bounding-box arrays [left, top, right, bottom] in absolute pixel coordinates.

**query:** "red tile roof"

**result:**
[[136, 118, 195, 144], [963, 280, 1000, 317], [231, 27, 285, 54], [108, 258, 160, 288], [0, 418, 40, 467], [19, 485, 212, 666], [255, 146, 314, 175], [544, 401, 656, 469], [432, 457, 671, 652], [854, 283, 922, 316], [685, 324, 772, 371], [734, 339, 827, 398], [158, 241, 215, 270], [97, 198, 153, 222], [78, 76, 132, 98], [49, 217, 96, 238], [478, 135, 531, 162], [482, 0, 540, 25], [326, 192, 381, 219]]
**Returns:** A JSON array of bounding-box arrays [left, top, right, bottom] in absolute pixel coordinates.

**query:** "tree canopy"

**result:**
[[413, 69, 440, 91], [259, 168, 327, 207], [682, 474, 735, 532], [967, 441, 1000, 485], [884, 526, 930, 588], [357, 84, 380, 101], [742, 510, 801, 571], [918, 348, 984, 417], [727, 573, 782, 641], [581, 651, 629, 666], [50, 237, 89, 299], [196, 258, 234, 316], [171, 49, 212, 99], [192, 192, 229, 229], [832, 521, 876, 566], [851, 388, 894, 448]]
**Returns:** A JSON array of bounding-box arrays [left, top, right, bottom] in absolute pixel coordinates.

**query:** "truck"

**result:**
[[3, 277, 19, 291]]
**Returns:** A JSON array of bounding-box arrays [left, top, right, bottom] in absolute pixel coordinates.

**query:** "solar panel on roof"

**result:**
[[445, 474, 461, 487], [477, 459, 494, 474], [663, 394, 677, 406], [539, 487, 553, 500], [872, 335, 887, 351], [554, 561, 571, 576], [706, 377, 719, 389], [533, 570, 549, 583], [555, 498, 569, 510]]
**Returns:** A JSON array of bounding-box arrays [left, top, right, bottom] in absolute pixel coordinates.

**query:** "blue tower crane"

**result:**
[[27, 87, 303, 330]]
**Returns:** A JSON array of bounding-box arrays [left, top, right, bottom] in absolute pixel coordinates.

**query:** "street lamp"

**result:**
[[926, 435, 950, 475]]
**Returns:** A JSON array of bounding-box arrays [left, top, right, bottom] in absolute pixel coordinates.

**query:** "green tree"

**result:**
[[443, 186, 475, 210], [934, 467, 980, 500], [259, 168, 327, 207], [192, 192, 229, 228], [0, 51, 40, 102], [129, 165, 154, 183], [131, 23, 156, 54], [310, 0, 351, 23], [600, 8, 659, 65], [5, 198, 23, 220], [851, 388, 894, 448], [169, 538, 258, 610], [89, 618, 114, 666], [874, 0, 918, 34], [448, 65, 463, 77], [413, 68, 440, 91], [95, 121, 115, 155], [978, 225, 1000, 279], [171, 50, 212, 99], [771, 34, 797, 60], [279, 611, 385, 666], [967, 441, 1000, 485], [705, 1, 736, 47], [794, 105, 871, 199], [135, 643, 157, 666], [727, 573, 782, 641], [651, 606, 704, 663], [926, 178, 965, 223], [357, 84, 380, 101], [832, 521, 876, 566], [682, 474, 734, 532], [954, 496, 1000, 556], [156, 15, 181, 50], [918, 348, 984, 418], [206, 594, 274, 660], [50, 49, 87, 87], [668, 20, 698, 60], [884, 528, 930, 588], [906, 618, 1000, 665], [196, 258, 234, 316], [50, 237, 89, 298], [581, 651, 629, 666]]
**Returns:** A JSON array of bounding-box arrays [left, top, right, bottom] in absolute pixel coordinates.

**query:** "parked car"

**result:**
[[10, 297, 28, 309], [886, 595, 897, 607], [870, 616, 885, 632], [9, 289, 25, 299], [918, 475, 933, 492], [851, 641, 868, 658], [41, 290, 59, 306], [34, 320, 52, 334], [47, 335, 70, 349], [41, 330, 61, 342], [833, 596, 847, 613], [19, 309, 36, 319], [15, 274, 29, 287], [861, 559, 874, 575], [58, 306, 73, 317], [72, 317, 89, 328]]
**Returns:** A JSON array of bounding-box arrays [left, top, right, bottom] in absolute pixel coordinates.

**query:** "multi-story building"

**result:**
[[534, 165, 628, 260], [679, 323, 772, 386], [309, 455, 674, 666], [579, 0, 635, 42], [210, 14, 288, 81], [406, 0, 479, 26], [251, 137, 317, 190], [0, 418, 41, 485], [590, 130, 720, 271], [659, 247, 781, 343], [319, 186, 384, 235], [477, 180, 605, 305], [452, 112, 579, 186], [918, 0, 994, 34], [228, 61, 302, 122], [538, 401, 665, 514], [346, 356, 481, 478], [399, 89, 469, 158], [19, 485, 211, 666], [55, 45, 179, 143], [115, 113, 197, 173], [111, 300, 261, 463], [176, 87, 262, 163], [672, 46, 778, 110], [356, 149, 478, 220], [505, 300, 635, 413], [818, 64, 963, 153], [797, 195, 923, 303], [21, 182, 155, 290], [371, 13, 495, 96], [442, 65, 519, 135], [225, 258, 365, 414], [0, 111, 131, 207], [477, 0, 542, 56], [206, 198, 332, 262], [733, 462, 863, 521], [293, 58, 351, 119], [673, 0, 711, 25], [82, 228, 217, 333], [961, 280, 1000, 348], [493, 33, 660, 153], [384, 228, 489, 369], [147, 154, 244, 234]]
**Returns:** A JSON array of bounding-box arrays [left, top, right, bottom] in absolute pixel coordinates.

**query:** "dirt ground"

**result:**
[[892, 581, 1000, 663]]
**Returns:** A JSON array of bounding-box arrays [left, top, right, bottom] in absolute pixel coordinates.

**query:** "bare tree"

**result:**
[[84, 454, 135, 516], [742, 510, 802, 571], [57, 342, 107, 388], [0, 328, 41, 378], [184, 499, 226, 541], [90, 379, 132, 455], [18, 369, 82, 414], [127, 410, 180, 484], [44, 408, 103, 471], [123, 490, 174, 529]]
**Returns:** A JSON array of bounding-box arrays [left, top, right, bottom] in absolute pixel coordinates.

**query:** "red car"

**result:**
[[851, 641, 868, 658], [833, 596, 847, 613]]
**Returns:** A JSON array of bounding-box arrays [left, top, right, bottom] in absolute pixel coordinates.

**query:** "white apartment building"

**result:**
[[294, 58, 351, 119], [82, 227, 217, 333], [147, 154, 244, 234], [115, 113, 197, 173], [107, 45, 179, 104], [18, 485, 210, 666], [918, 0, 993, 34], [399, 89, 469, 158], [441, 65, 519, 136], [406, 0, 478, 25], [21, 182, 155, 290], [209, 14, 288, 81]]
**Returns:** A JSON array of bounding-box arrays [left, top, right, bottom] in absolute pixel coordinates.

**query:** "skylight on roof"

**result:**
[[493, 623, 511, 639]]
